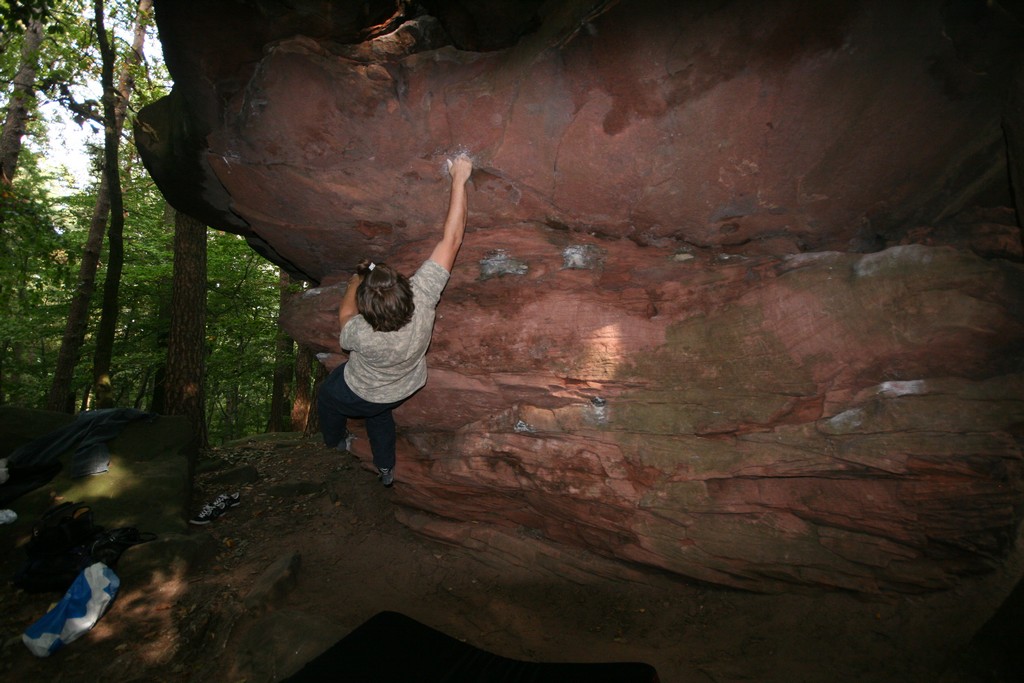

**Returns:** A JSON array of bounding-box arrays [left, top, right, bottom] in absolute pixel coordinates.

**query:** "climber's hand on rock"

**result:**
[[448, 154, 472, 184]]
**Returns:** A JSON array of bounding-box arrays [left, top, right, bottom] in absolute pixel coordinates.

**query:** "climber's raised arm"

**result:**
[[429, 154, 473, 273], [338, 272, 361, 332]]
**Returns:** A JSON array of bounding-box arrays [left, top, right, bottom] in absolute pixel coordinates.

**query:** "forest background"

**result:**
[[1, 0, 319, 450]]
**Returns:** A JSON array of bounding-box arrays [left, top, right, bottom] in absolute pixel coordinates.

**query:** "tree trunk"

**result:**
[[47, 0, 152, 412], [46, 170, 110, 412], [165, 210, 208, 470], [91, 0, 152, 408], [291, 344, 315, 432], [304, 362, 325, 438], [0, 22, 44, 397], [224, 384, 239, 442], [0, 340, 9, 405], [149, 202, 175, 414], [0, 19, 43, 187], [267, 269, 294, 431], [2, 225, 39, 403], [132, 366, 152, 409]]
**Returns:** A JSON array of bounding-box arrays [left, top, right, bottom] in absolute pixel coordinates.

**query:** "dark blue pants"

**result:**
[[318, 363, 405, 471]]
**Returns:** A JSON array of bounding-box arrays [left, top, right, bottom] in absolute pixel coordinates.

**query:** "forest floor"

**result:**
[[1, 433, 1022, 683]]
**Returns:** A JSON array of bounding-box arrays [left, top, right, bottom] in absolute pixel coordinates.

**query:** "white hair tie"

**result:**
[[368, 262, 376, 271]]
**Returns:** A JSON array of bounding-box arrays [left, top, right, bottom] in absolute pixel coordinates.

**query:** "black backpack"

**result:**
[[13, 501, 104, 593]]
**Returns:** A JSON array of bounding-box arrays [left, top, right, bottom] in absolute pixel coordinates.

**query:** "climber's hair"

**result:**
[[354, 259, 414, 332]]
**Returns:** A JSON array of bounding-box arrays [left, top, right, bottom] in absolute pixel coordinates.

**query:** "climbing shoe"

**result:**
[[378, 467, 394, 487], [189, 501, 226, 525], [336, 431, 357, 453], [213, 491, 241, 509]]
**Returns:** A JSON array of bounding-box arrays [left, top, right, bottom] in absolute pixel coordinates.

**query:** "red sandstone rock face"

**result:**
[[285, 234, 1024, 592], [139, 0, 1024, 592]]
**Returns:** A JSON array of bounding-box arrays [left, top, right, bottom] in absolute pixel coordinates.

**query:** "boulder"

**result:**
[[137, 0, 1024, 592], [289, 241, 1024, 592]]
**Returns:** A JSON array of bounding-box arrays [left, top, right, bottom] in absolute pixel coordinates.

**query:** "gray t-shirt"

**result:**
[[340, 259, 450, 403]]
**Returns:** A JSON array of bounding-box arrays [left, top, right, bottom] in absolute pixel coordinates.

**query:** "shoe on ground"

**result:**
[[378, 467, 394, 487], [189, 501, 226, 525], [213, 491, 241, 508]]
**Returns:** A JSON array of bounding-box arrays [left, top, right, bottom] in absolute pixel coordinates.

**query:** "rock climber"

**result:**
[[317, 154, 473, 486]]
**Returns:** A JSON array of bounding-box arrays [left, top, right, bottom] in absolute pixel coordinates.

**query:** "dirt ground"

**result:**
[[1, 434, 1022, 683]]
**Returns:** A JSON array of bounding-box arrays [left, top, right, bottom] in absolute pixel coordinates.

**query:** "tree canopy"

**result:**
[[1, 0, 56, 34], [1, 0, 309, 443]]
